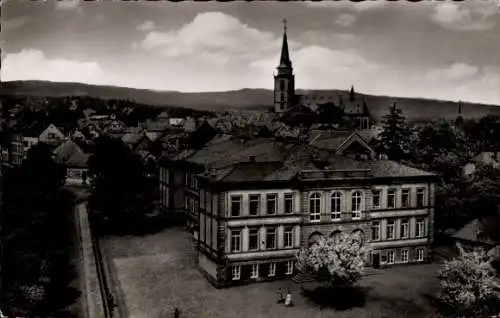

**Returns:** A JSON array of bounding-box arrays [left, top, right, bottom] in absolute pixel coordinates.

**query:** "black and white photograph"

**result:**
[[1, 0, 500, 317]]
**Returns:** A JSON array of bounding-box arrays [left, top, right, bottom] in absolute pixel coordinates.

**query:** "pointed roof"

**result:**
[[278, 19, 292, 68]]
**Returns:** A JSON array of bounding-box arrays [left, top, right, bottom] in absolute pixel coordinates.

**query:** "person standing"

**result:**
[[285, 292, 293, 307]]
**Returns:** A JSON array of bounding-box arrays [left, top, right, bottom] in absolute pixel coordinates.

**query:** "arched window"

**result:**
[[309, 192, 321, 222], [352, 229, 365, 247], [351, 191, 362, 219], [308, 232, 324, 247], [330, 191, 342, 221], [330, 230, 342, 244], [280, 79, 286, 91]]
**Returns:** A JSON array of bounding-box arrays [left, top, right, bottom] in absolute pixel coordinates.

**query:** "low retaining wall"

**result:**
[[76, 202, 114, 318]]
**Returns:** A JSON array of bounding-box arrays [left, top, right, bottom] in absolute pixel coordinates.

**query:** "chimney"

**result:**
[[249, 155, 256, 163]]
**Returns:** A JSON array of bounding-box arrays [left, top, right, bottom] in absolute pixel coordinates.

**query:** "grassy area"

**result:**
[[101, 228, 441, 318]]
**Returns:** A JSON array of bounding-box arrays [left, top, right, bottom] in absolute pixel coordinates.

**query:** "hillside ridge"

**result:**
[[2, 80, 499, 121]]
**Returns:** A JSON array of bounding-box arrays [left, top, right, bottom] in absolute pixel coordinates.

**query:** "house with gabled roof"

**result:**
[[308, 130, 376, 159], [53, 140, 92, 186], [38, 123, 66, 145], [453, 214, 500, 259]]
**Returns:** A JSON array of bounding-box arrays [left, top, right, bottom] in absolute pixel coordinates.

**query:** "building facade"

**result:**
[[158, 134, 437, 288]]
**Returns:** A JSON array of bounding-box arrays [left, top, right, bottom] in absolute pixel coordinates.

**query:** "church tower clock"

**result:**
[[274, 19, 295, 113]]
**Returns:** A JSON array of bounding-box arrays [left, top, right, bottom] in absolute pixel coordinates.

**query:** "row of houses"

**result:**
[[1, 109, 215, 186]]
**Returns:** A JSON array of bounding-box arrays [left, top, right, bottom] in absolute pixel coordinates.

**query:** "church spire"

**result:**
[[278, 19, 292, 69]]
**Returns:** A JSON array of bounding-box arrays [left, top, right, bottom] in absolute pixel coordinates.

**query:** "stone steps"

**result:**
[[291, 272, 315, 284]]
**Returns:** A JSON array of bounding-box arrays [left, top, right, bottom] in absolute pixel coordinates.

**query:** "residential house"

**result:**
[[308, 130, 376, 159], [461, 148, 500, 179], [169, 118, 184, 127], [474, 149, 500, 168], [102, 118, 127, 137], [8, 122, 65, 165], [122, 130, 146, 150], [53, 140, 92, 186], [453, 214, 500, 259], [158, 132, 438, 288], [38, 123, 66, 145]]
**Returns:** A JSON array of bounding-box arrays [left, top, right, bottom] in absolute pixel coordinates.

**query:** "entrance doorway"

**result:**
[[372, 252, 380, 268]]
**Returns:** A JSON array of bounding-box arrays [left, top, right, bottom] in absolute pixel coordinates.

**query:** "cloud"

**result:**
[[137, 20, 156, 32], [431, 1, 497, 31], [3, 16, 31, 32], [1, 49, 119, 85], [425, 63, 479, 82], [303, 1, 387, 12], [55, 0, 80, 10], [137, 12, 281, 64], [250, 45, 380, 91], [335, 13, 356, 27]]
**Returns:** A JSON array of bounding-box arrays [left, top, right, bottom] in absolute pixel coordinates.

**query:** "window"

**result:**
[[266, 228, 277, 249], [416, 248, 425, 261], [416, 188, 425, 208], [280, 79, 285, 91], [230, 195, 242, 217], [387, 189, 396, 208], [284, 227, 294, 248], [266, 194, 277, 215], [351, 191, 362, 219], [400, 219, 409, 239], [268, 263, 276, 277], [309, 193, 321, 222], [248, 228, 259, 251], [250, 264, 259, 279], [231, 230, 241, 252], [284, 193, 294, 214], [249, 194, 260, 216], [416, 218, 425, 238], [401, 189, 410, 208], [285, 261, 294, 275], [401, 249, 409, 263], [386, 220, 395, 240], [371, 221, 380, 241], [331, 191, 342, 220], [387, 250, 395, 264], [185, 173, 190, 186], [231, 266, 241, 280], [372, 190, 381, 209]]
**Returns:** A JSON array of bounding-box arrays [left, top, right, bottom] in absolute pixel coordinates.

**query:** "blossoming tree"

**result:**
[[296, 232, 370, 290], [438, 249, 500, 318]]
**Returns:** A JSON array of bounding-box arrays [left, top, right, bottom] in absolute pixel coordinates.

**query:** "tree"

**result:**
[[295, 232, 370, 290], [2, 143, 76, 317], [375, 103, 412, 161], [438, 250, 500, 318], [88, 136, 156, 233]]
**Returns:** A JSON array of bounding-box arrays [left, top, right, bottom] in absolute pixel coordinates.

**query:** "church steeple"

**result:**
[[274, 19, 295, 113], [278, 19, 291, 69]]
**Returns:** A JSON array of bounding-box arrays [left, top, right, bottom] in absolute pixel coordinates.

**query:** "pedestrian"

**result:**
[[174, 307, 180, 318], [285, 292, 293, 307], [276, 288, 284, 303]]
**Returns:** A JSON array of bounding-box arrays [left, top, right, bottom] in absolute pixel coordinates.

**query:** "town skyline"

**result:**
[[2, 0, 500, 105]]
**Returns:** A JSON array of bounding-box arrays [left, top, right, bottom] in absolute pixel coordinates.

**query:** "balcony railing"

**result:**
[[298, 169, 372, 181]]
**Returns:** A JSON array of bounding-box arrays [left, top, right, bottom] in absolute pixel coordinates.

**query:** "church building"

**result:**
[[273, 21, 372, 131]]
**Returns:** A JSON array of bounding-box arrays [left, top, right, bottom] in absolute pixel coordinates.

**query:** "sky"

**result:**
[[1, 0, 500, 105]]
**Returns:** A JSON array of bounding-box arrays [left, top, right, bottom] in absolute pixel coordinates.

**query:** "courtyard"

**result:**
[[101, 227, 442, 318]]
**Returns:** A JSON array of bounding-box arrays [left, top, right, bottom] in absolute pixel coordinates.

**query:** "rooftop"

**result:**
[[177, 135, 436, 183]]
